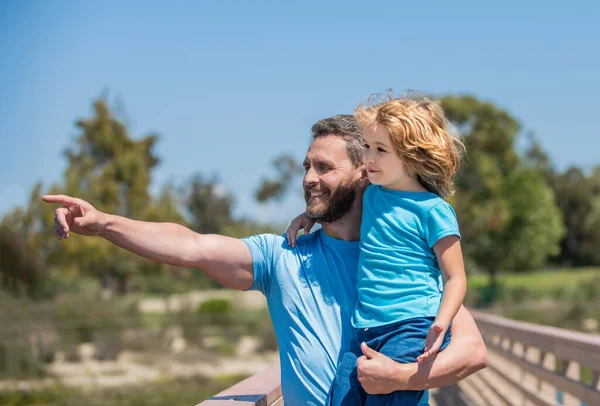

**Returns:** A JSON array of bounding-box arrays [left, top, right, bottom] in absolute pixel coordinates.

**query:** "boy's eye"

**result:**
[[377, 147, 386, 153], [363, 144, 370, 149]]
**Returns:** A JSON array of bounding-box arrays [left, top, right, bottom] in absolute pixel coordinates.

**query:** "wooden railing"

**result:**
[[196, 364, 282, 406], [470, 310, 600, 406], [197, 311, 600, 406]]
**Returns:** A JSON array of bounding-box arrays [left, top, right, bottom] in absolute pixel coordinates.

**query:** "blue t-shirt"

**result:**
[[353, 185, 461, 328], [243, 231, 359, 405], [244, 230, 430, 405]]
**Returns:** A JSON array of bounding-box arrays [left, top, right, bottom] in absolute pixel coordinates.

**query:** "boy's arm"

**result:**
[[357, 306, 488, 394], [433, 236, 467, 330], [418, 235, 467, 361]]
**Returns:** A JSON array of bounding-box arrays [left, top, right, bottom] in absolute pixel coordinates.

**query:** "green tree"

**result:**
[[63, 99, 159, 217], [584, 193, 600, 264], [441, 95, 564, 286], [0, 183, 58, 298], [2, 97, 284, 296], [255, 154, 302, 203], [0, 228, 44, 298], [184, 173, 280, 237], [53, 99, 162, 292], [184, 174, 235, 234], [549, 166, 600, 266], [0, 99, 177, 295], [526, 136, 600, 266]]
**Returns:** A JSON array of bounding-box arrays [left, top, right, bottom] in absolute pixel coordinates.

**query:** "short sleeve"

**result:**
[[425, 201, 461, 248], [242, 233, 281, 296]]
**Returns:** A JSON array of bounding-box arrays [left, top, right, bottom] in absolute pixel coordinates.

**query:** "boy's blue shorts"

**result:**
[[329, 316, 452, 406]]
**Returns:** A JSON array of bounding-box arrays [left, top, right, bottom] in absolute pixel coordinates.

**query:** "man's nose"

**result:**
[[304, 167, 318, 185]]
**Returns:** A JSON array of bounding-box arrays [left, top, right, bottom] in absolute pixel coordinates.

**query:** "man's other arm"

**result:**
[[357, 306, 488, 393]]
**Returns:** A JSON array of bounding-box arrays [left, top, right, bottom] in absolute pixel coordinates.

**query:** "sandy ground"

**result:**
[[137, 289, 267, 313], [47, 348, 279, 389], [1, 339, 278, 390], [2, 290, 273, 391]]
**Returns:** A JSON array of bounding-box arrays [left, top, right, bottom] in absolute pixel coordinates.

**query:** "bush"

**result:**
[[466, 267, 600, 308], [196, 299, 233, 325], [197, 299, 233, 315], [53, 294, 141, 360]]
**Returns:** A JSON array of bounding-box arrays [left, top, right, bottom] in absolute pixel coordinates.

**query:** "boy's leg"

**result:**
[[366, 390, 424, 406], [329, 341, 366, 406], [364, 318, 451, 406]]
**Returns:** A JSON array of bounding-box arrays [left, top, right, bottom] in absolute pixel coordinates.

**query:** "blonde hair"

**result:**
[[354, 91, 465, 197]]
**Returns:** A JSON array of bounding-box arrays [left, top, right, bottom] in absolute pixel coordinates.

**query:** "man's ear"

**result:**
[[357, 165, 370, 187]]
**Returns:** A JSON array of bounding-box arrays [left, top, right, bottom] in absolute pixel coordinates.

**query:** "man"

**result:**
[[44, 114, 487, 405]]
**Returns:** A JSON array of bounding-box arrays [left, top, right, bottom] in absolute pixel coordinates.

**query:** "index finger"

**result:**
[[42, 194, 79, 207]]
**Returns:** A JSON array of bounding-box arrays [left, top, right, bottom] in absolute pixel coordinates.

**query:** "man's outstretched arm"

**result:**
[[357, 306, 488, 394], [43, 195, 254, 291]]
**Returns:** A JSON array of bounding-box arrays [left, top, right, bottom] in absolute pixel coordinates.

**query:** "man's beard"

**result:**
[[304, 179, 359, 224]]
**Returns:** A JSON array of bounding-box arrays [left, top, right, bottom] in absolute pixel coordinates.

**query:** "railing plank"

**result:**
[[197, 364, 281, 406], [471, 310, 600, 370], [484, 351, 558, 406], [472, 310, 600, 406], [486, 342, 600, 406]]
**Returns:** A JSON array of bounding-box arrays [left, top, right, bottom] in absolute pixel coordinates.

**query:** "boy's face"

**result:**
[[362, 125, 409, 190], [302, 135, 364, 223]]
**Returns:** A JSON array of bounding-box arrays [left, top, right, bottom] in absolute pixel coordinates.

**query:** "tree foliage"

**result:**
[[51, 100, 164, 292], [545, 166, 600, 266], [184, 174, 234, 234], [0, 227, 43, 297], [183, 173, 280, 238], [1, 97, 279, 297], [255, 154, 302, 203], [441, 95, 565, 285], [525, 136, 600, 266]]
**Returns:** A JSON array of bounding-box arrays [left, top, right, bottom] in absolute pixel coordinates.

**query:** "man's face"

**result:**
[[302, 135, 364, 223]]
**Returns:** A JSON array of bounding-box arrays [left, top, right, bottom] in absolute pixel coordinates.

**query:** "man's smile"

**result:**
[[305, 188, 328, 201]]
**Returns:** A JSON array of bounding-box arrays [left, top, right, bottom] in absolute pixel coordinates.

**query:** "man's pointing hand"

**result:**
[[42, 195, 107, 239]]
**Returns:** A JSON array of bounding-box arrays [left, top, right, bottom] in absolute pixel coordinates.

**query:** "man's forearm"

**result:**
[[356, 307, 487, 395], [101, 214, 201, 267], [399, 306, 487, 390], [396, 335, 488, 390]]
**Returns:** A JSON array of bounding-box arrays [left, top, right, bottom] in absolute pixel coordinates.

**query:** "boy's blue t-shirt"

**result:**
[[243, 230, 431, 405], [353, 185, 461, 328]]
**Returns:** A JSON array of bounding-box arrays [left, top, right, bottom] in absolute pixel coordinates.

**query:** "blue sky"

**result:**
[[1, 1, 599, 226]]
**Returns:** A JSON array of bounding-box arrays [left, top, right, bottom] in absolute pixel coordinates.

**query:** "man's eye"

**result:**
[[320, 165, 330, 171], [303, 166, 310, 171]]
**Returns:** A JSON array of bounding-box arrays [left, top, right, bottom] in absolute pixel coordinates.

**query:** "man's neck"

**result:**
[[320, 200, 363, 242], [321, 221, 360, 241]]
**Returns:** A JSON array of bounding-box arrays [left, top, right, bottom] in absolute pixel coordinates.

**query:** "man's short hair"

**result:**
[[310, 115, 364, 168]]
